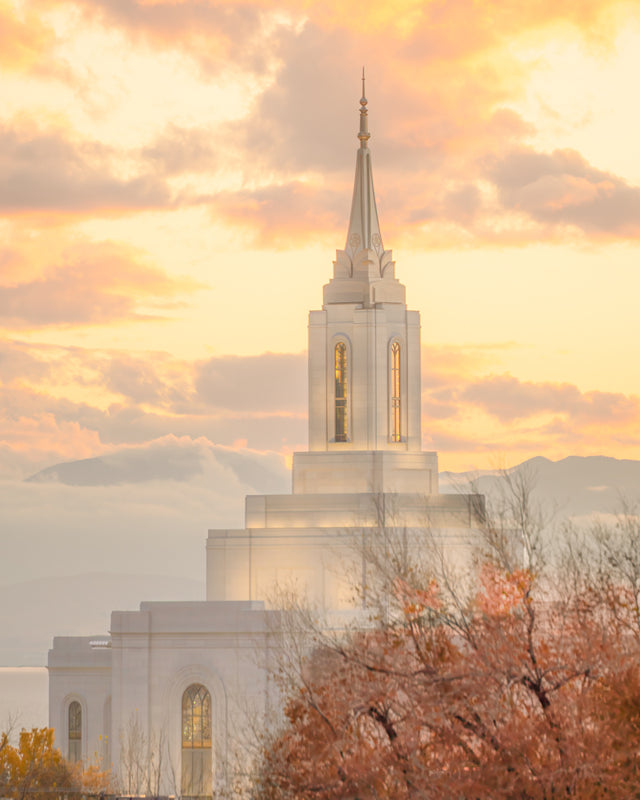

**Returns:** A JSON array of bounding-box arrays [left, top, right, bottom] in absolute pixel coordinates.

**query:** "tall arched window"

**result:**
[[181, 684, 212, 798], [68, 701, 82, 763], [335, 342, 348, 442], [390, 341, 401, 442]]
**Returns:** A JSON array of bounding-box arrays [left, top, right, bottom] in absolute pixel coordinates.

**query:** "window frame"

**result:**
[[334, 340, 349, 443], [181, 683, 213, 798], [389, 339, 402, 443], [68, 700, 82, 763]]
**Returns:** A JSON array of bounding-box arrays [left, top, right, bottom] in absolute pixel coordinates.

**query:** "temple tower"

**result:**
[[293, 78, 436, 496], [307, 79, 422, 454]]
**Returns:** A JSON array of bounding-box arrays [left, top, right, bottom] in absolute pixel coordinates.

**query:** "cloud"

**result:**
[[417, 345, 640, 469], [140, 124, 219, 176], [0, 342, 51, 383], [487, 147, 640, 236], [9, 2, 634, 251], [0, 1, 55, 72], [208, 182, 345, 246], [0, 121, 172, 217], [198, 4, 639, 249], [462, 374, 639, 424], [27, 434, 289, 491], [227, 20, 523, 177], [0, 238, 199, 328], [0, 410, 104, 480], [0, 347, 309, 479], [2, 339, 639, 481], [33, 0, 282, 75], [106, 354, 169, 404], [0, 437, 290, 592], [195, 352, 306, 412]]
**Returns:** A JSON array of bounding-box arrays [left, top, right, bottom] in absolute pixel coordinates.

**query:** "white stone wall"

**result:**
[[308, 303, 422, 452], [48, 637, 112, 768], [206, 490, 484, 609], [109, 601, 279, 795]]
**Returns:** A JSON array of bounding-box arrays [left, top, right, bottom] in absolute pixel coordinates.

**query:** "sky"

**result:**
[[2, 0, 640, 478]]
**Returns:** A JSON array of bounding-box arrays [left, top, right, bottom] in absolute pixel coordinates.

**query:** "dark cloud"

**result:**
[[487, 147, 640, 235], [0, 123, 172, 215]]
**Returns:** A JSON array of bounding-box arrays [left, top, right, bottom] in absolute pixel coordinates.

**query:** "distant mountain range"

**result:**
[[440, 455, 640, 518], [27, 445, 640, 519], [3, 445, 639, 665]]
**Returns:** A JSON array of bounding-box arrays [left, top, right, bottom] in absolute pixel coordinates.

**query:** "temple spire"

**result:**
[[358, 67, 370, 148], [345, 69, 383, 259]]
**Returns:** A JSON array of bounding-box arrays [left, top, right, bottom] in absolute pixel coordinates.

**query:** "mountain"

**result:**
[[3, 448, 640, 665], [440, 455, 640, 518]]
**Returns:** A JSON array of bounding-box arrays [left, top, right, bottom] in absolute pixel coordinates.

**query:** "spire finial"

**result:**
[[358, 67, 370, 148]]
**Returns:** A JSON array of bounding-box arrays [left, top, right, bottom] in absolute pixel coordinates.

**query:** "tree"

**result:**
[[255, 485, 640, 799], [0, 727, 111, 800]]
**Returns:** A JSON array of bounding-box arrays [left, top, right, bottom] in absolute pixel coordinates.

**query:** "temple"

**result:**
[[48, 82, 483, 796]]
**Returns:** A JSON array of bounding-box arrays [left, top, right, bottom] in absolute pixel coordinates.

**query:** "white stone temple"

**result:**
[[48, 83, 483, 797]]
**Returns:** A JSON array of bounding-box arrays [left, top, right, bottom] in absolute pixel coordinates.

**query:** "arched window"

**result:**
[[335, 342, 348, 442], [181, 684, 212, 798], [68, 701, 82, 763], [390, 341, 401, 442]]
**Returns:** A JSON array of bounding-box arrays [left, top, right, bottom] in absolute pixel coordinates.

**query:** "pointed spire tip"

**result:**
[[358, 67, 370, 147]]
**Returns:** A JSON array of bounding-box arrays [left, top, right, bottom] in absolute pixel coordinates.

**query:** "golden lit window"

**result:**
[[391, 341, 401, 442], [182, 684, 212, 797], [335, 342, 347, 442], [182, 684, 212, 748]]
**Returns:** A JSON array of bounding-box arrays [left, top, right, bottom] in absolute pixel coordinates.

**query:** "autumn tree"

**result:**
[[0, 727, 111, 800], [256, 484, 640, 799]]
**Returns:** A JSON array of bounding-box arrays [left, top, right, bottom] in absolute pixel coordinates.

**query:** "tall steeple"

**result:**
[[323, 73, 405, 307], [345, 68, 384, 261]]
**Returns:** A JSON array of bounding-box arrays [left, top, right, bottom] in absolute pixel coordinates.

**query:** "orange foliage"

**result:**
[[0, 728, 111, 800], [257, 569, 640, 799]]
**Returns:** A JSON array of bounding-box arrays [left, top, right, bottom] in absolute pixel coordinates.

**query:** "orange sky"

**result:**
[[2, 0, 640, 476]]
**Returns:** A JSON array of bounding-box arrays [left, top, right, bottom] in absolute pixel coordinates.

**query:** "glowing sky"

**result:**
[[2, 0, 640, 475]]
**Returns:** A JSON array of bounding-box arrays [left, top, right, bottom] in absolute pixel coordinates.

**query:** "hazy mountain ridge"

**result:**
[[4, 449, 640, 666], [441, 454, 640, 517]]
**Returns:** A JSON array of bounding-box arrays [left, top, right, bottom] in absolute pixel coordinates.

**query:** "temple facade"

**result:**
[[48, 86, 483, 796]]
